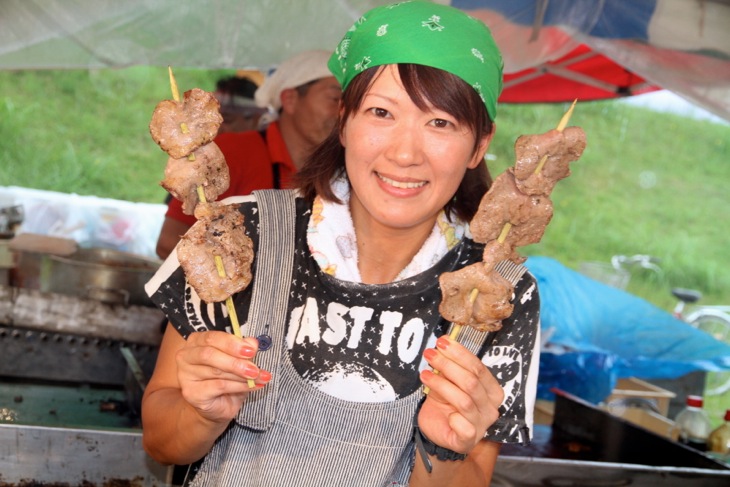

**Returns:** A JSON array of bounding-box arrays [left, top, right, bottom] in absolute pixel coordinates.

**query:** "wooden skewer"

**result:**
[[168, 67, 254, 389], [168, 66, 180, 103], [167, 67, 196, 160], [535, 99, 577, 174], [426, 102, 578, 395], [458, 100, 577, 339]]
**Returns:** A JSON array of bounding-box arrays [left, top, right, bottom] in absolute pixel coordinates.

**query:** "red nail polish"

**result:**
[[241, 346, 257, 357], [423, 348, 436, 361], [436, 336, 449, 350]]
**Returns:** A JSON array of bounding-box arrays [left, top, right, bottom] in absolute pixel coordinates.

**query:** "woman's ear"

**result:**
[[338, 105, 347, 146], [468, 123, 496, 169]]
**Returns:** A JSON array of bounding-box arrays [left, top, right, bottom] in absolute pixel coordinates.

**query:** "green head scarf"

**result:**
[[329, 1, 504, 120]]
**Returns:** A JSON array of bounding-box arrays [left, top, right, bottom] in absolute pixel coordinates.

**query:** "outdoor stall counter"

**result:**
[[494, 389, 730, 486], [0, 263, 170, 484]]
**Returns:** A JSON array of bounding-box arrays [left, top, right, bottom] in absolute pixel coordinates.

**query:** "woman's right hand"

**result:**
[[175, 331, 272, 424]]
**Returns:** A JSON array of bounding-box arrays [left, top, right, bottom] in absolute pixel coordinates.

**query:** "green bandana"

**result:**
[[329, 1, 503, 120]]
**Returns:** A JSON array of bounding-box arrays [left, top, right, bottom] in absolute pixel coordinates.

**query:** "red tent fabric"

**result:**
[[500, 44, 659, 103], [463, 0, 729, 119]]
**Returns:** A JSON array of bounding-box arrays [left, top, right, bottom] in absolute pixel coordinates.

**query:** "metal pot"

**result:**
[[39, 248, 161, 307]]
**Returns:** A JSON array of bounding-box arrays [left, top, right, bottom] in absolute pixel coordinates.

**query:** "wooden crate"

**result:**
[[612, 407, 679, 440], [534, 399, 555, 425], [605, 377, 676, 417]]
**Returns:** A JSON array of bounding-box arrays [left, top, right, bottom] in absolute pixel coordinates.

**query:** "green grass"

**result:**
[[2, 68, 729, 305], [1, 68, 729, 423], [0, 67, 231, 203], [491, 102, 730, 307]]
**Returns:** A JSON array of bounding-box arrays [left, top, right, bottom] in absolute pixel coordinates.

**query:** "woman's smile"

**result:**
[[375, 171, 428, 190]]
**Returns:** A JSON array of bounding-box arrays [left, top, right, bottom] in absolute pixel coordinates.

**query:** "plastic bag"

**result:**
[[1, 186, 165, 259], [526, 256, 730, 380], [537, 349, 618, 404]]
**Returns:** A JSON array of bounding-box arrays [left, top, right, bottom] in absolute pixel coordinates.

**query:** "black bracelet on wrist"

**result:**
[[414, 427, 467, 473]]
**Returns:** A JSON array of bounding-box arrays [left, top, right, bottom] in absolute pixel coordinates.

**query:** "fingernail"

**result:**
[[243, 364, 259, 377], [423, 348, 437, 361], [436, 336, 450, 350], [241, 346, 257, 358], [258, 370, 272, 382]]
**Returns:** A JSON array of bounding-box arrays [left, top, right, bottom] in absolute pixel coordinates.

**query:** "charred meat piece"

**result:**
[[512, 127, 586, 196], [150, 88, 223, 159], [177, 202, 254, 303], [161, 142, 230, 215], [482, 240, 525, 271], [470, 170, 553, 247], [440, 124, 586, 334], [439, 262, 514, 332]]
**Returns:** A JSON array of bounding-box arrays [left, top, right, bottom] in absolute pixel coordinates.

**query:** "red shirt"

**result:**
[[165, 121, 296, 226]]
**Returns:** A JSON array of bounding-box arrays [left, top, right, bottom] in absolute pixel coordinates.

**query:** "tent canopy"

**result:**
[[1, 0, 728, 120]]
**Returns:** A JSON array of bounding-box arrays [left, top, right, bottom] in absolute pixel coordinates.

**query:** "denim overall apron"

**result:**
[[186, 190, 527, 486]]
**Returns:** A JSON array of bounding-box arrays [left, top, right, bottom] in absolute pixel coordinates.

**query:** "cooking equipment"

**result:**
[[26, 247, 161, 307], [1, 283, 168, 484], [8, 232, 78, 256], [0, 204, 23, 238], [0, 284, 163, 384], [0, 423, 171, 485], [495, 389, 730, 486], [2, 229, 168, 484]]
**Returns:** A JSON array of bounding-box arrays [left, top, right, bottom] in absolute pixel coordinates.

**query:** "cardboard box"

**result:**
[[613, 407, 679, 440], [534, 399, 555, 425], [604, 377, 676, 417]]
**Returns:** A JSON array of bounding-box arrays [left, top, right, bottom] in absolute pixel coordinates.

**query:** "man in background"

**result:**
[[155, 50, 341, 259], [214, 75, 267, 134]]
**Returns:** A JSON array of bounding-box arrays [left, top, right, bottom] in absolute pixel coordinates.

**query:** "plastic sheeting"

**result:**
[[0, 1, 728, 121], [0, 186, 165, 259], [525, 256, 730, 380]]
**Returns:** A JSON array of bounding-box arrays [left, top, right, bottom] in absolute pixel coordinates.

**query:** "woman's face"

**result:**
[[341, 65, 492, 234]]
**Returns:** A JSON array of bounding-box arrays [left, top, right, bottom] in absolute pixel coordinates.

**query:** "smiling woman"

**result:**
[[140, 2, 541, 487]]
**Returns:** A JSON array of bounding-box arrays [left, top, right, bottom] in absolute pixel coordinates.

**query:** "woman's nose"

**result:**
[[386, 124, 423, 166]]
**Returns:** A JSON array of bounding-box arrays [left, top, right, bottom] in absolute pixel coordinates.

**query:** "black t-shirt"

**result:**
[[147, 195, 540, 441]]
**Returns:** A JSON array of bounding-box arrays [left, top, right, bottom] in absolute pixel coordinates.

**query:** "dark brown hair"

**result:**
[[294, 64, 494, 222]]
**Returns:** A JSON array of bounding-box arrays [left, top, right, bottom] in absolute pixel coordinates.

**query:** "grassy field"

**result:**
[[1, 67, 729, 423]]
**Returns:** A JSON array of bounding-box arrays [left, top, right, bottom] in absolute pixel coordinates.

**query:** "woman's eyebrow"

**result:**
[[364, 91, 400, 105]]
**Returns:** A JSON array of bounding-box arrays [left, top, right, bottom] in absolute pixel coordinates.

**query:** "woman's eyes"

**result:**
[[430, 118, 452, 129], [366, 108, 455, 128], [370, 107, 390, 118]]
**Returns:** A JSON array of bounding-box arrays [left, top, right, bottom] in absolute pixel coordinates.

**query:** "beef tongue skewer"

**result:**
[[150, 67, 256, 388], [427, 101, 586, 393]]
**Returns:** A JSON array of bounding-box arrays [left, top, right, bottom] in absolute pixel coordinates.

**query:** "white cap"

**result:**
[[254, 50, 333, 111]]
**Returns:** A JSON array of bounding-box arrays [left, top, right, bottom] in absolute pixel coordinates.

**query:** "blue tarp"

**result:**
[[526, 256, 730, 380]]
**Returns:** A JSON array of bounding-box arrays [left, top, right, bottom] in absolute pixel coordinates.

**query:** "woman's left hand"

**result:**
[[419, 335, 504, 454]]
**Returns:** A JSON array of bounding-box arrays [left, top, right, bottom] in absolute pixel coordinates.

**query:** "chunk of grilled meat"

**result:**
[[161, 142, 230, 215], [441, 125, 586, 332], [512, 127, 586, 196], [470, 170, 553, 247], [150, 88, 223, 159], [439, 262, 514, 333], [177, 202, 253, 303]]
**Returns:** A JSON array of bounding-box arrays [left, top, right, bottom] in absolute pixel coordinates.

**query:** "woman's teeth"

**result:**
[[377, 173, 426, 189]]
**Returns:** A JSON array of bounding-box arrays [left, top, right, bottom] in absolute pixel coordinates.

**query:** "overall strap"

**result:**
[[258, 128, 281, 189], [452, 260, 529, 356], [236, 189, 297, 430]]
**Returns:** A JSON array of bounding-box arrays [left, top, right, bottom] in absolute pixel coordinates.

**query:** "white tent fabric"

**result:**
[[1, 0, 729, 121]]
